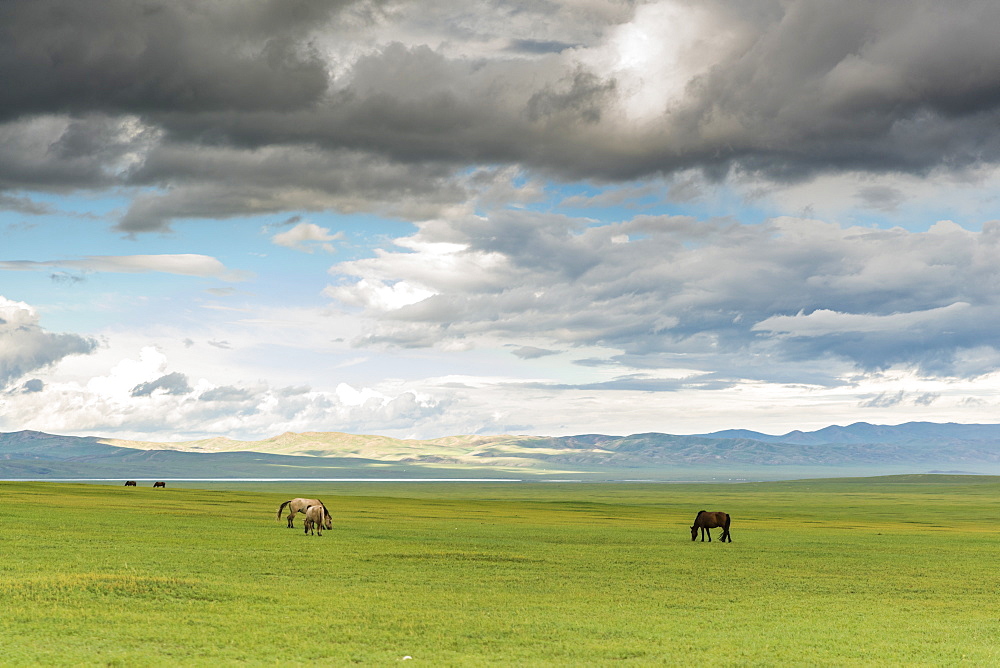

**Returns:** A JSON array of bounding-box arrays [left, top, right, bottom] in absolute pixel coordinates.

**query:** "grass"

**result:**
[[1, 477, 999, 665]]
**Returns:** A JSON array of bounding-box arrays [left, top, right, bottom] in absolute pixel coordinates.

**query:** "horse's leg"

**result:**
[[287, 512, 295, 528]]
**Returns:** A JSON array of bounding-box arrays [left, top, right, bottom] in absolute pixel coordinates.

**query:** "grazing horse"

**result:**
[[124, 480, 137, 487], [276, 498, 331, 528], [153, 481, 166, 488], [691, 510, 732, 542], [302, 504, 332, 536]]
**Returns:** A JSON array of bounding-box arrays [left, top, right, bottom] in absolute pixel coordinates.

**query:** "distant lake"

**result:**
[[2, 477, 528, 483], [0, 477, 741, 483]]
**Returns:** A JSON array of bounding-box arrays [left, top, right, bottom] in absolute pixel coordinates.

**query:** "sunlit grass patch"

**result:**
[[1, 477, 1000, 664], [0, 573, 217, 603]]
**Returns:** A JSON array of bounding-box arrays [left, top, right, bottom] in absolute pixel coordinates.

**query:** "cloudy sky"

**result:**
[[5, 0, 1000, 441]]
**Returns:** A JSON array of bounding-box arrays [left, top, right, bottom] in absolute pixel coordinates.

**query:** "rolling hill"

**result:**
[[3, 422, 1000, 481]]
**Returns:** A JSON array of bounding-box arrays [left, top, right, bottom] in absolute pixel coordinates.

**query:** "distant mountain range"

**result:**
[[702, 421, 1000, 445], [4, 421, 1000, 481]]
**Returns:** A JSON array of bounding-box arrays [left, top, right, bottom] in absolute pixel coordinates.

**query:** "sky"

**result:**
[[5, 0, 1000, 441]]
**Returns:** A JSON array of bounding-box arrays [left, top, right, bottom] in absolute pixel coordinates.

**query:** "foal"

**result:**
[[303, 504, 332, 536]]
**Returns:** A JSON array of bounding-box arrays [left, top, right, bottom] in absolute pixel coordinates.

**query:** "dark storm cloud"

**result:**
[[116, 145, 464, 232], [5, 0, 1000, 226], [0, 115, 138, 191], [151, 44, 621, 176], [135, 0, 1000, 181], [0, 0, 333, 121], [662, 0, 1000, 179]]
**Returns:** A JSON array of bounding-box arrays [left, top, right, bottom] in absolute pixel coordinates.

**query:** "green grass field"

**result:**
[[1, 476, 999, 666]]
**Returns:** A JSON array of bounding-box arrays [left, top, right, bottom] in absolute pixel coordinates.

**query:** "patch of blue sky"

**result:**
[[1, 195, 126, 259], [0, 268, 52, 307], [3, 188, 416, 257], [163, 210, 414, 275], [298, 210, 417, 260], [158, 212, 416, 314]]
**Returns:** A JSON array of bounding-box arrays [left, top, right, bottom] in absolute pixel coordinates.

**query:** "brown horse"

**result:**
[[153, 481, 166, 488], [276, 498, 331, 528], [302, 504, 332, 536], [124, 480, 137, 487], [691, 510, 732, 542]]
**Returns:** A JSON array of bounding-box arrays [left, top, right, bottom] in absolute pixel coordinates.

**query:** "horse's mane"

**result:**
[[318, 500, 331, 520]]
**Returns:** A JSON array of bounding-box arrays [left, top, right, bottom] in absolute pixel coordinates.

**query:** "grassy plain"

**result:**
[[1, 476, 999, 666]]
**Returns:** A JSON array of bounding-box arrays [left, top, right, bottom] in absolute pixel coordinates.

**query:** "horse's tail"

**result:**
[[276, 500, 290, 522], [724, 513, 731, 530]]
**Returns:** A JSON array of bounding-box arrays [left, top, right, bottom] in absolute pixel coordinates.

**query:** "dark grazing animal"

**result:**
[[153, 481, 166, 488], [691, 510, 732, 542], [276, 498, 331, 528], [124, 480, 137, 487], [302, 504, 332, 536]]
